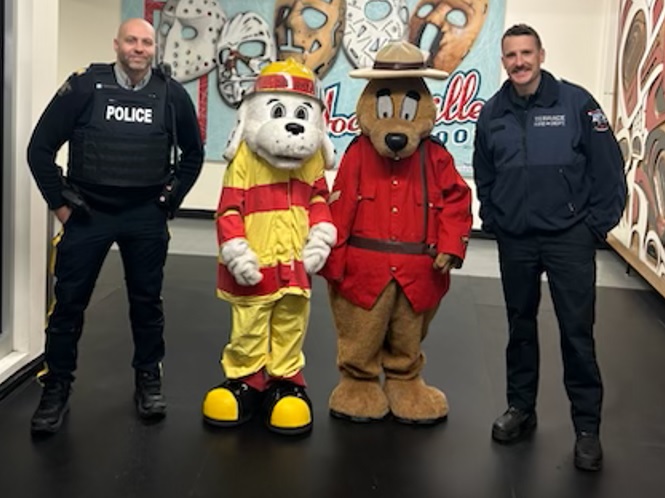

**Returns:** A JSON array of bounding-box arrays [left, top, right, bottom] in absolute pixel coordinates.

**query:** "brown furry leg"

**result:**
[[328, 284, 398, 421], [382, 289, 447, 423]]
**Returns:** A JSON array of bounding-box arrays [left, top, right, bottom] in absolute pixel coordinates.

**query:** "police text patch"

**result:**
[[533, 114, 566, 127], [105, 105, 153, 124]]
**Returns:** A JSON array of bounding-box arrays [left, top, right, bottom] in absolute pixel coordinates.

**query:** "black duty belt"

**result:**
[[348, 235, 437, 257]]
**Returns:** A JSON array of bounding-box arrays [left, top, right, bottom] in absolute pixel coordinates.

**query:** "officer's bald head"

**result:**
[[114, 18, 156, 84], [116, 18, 155, 41]]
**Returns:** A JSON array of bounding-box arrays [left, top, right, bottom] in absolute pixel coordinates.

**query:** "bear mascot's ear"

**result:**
[[223, 103, 247, 161]]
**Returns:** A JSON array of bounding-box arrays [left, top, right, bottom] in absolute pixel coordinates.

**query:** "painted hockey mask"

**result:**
[[274, 0, 347, 78], [408, 0, 488, 73], [344, 0, 408, 69], [216, 12, 275, 107], [157, 0, 226, 83]]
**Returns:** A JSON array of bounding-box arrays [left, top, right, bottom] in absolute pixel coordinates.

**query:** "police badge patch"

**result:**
[[587, 109, 609, 132]]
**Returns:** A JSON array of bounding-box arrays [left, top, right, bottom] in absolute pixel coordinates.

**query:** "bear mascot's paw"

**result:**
[[263, 381, 313, 435], [329, 376, 390, 422], [202, 379, 264, 427], [383, 377, 448, 424]]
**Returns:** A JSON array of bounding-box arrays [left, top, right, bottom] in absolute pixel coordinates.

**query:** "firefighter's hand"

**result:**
[[433, 253, 463, 274]]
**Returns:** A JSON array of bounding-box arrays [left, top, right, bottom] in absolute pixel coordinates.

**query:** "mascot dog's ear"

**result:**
[[223, 103, 247, 161], [322, 131, 336, 170]]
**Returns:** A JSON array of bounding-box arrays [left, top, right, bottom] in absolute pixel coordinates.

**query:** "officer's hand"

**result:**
[[433, 253, 462, 274], [157, 178, 180, 219], [54, 206, 73, 225]]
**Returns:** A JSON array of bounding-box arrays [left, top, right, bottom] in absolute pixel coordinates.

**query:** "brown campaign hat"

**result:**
[[349, 40, 449, 80]]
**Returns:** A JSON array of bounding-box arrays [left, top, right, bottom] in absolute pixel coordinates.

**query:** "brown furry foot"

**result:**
[[329, 376, 390, 422], [384, 377, 448, 424]]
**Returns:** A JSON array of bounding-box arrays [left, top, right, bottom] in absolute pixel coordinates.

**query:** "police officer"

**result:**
[[473, 24, 626, 471], [27, 18, 204, 434]]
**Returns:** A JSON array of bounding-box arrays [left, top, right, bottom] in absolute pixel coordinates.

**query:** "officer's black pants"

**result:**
[[496, 222, 602, 434], [45, 201, 170, 382]]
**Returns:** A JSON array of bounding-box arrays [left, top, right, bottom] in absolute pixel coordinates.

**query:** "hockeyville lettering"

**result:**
[[105, 105, 153, 124], [322, 70, 485, 137]]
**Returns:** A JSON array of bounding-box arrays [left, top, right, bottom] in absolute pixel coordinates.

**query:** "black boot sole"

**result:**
[[134, 394, 167, 421], [394, 414, 448, 425], [30, 404, 70, 435], [202, 414, 252, 428], [330, 409, 388, 423], [492, 417, 537, 443], [574, 455, 603, 471]]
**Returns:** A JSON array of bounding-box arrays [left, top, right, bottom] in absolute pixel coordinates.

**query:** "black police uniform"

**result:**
[[27, 63, 204, 387], [473, 70, 626, 435]]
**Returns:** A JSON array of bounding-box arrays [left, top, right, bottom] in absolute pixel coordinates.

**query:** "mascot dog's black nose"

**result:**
[[286, 123, 305, 135], [385, 133, 407, 152]]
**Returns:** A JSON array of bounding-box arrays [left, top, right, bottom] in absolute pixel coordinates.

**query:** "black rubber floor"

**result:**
[[1, 251, 664, 498]]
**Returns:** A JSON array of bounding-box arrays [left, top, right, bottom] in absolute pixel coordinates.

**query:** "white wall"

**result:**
[[57, 0, 119, 84], [505, 0, 620, 115], [1, 0, 59, 383]]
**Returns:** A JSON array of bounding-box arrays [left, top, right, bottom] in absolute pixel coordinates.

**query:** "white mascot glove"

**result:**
[[303, 222, 338, 275], [220, 238, 263, 286]]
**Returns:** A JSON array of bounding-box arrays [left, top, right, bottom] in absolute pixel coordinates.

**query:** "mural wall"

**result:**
[[612, 0, 665, 294], [122, 0, 506, 176]]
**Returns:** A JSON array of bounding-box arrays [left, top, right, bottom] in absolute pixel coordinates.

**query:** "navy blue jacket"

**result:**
[[473, 70, 626, 237]]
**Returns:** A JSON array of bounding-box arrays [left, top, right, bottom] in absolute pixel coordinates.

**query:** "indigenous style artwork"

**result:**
[[122, 0, 505, 176], [612, 0, 665, 295]]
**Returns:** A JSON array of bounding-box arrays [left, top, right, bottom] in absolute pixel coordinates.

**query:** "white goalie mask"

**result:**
[[216, 12, 276, 108], [343, 0, 409, 69], [157, 0, 227, 83]]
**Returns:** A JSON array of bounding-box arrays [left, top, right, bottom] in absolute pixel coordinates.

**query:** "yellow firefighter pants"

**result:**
[[222, 294, 310, 380]]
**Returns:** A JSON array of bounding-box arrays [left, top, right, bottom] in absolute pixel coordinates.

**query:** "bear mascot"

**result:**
[[202, 59, 337, 435], [321, 41, 473, 424]]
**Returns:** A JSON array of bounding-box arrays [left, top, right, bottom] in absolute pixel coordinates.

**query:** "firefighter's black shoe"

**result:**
[[30, 378, 71, 435], [134, 370, 167, 420], [202, 379, 263, 427], [264, 381, 313, 435]]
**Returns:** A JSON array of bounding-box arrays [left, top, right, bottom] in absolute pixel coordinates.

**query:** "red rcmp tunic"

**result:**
[[321, 135, 473, 313]]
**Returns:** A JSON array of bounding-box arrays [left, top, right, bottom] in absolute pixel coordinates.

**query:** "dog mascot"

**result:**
[[321, 41, 472, 424], [202, 59, 336, 435]]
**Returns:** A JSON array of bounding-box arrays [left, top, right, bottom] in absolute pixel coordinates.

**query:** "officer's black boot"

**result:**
[[30, 378, 71, 435], [134, 370, 167, 420]]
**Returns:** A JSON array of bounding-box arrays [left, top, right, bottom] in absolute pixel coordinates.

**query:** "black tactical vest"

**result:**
[[68, 64, 171, 187]]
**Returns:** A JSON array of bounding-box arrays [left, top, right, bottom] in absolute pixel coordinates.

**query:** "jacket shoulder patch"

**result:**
[[587, 108, 609, 132]]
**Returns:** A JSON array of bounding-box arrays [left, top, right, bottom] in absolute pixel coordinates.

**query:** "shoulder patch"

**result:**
[[57, 79, 72, 96], [587, 108, 609, 132]]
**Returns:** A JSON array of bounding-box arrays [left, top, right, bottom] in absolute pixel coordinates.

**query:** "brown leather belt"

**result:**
[[348, 235, 437, 257]]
